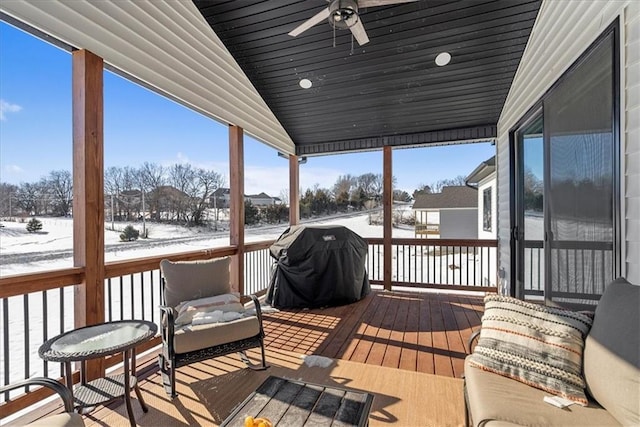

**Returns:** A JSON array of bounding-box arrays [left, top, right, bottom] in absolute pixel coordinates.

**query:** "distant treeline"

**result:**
[[0, 163, 477, 226]]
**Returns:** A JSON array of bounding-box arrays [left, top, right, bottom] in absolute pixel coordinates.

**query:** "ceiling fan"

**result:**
[[288, 0, 418, 46]]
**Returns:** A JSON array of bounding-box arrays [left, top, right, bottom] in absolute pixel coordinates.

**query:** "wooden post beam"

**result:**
[[383, 146, 393, 291], [229, 125, 245, 294], [289, 154, 300, 226], [72, 49, 105, 380]]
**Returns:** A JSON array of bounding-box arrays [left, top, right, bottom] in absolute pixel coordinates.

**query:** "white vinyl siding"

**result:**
[[496, 1, 640, 285], [625, 2, 640, 283], [0, 0, 295, 155]]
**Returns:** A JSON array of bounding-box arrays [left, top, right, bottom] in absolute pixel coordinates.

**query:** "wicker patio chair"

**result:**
[[158, 257, 268, 398]]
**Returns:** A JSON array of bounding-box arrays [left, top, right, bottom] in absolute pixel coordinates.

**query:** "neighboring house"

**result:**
[[245, 192, 279, 207], [210, 187, 231, 209], [465, 156, 497, 240], [413, 186, 478, 239], [210, 189, 281, 208]]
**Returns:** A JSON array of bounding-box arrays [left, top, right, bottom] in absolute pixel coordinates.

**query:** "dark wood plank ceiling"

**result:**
[[193, 0, 541, 156]]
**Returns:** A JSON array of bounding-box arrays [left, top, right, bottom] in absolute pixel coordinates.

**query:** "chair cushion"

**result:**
[[583, 277, 640, 426], [174, 293, 243, 326], [468, 294, 593, 405], [160, 257, 231, 308], [465, 357, 621, 426], [173, 316, 261, 354]]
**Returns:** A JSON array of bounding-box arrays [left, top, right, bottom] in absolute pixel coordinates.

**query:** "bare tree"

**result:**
[[105, 166, 124, 221], [278, 188, 289, 206], [0, 183, 18, 217], [357, 173, 382, 201], [16, 182, 39, 215], [332, 174, 354, 210], [139, 162, 165, 220], [44, 170, 73, 216], [168, 163, 194, 223], [429, 175, 467, 193], [187, 168, 224, 226]]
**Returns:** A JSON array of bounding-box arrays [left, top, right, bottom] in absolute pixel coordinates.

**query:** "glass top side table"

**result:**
[[39, 320, 158, 427]]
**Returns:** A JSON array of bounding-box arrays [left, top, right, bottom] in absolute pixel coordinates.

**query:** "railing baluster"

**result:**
[[140, 272, 145, 320], [150, 272, 155, 324], [59, 287, 64, 379], [3, 298, 9, 400], [23, 294, 29, 382], [130, 273, 134, 320], [119, 276, 124, 321], [42, 291, 48, 377], [107, 278, 113, 322]]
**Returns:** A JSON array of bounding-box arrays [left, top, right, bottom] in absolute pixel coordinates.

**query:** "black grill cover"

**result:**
[[265, 225, 370, 309]]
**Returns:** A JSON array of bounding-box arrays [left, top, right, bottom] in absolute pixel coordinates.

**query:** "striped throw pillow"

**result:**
[[469, 295, 593, 405]]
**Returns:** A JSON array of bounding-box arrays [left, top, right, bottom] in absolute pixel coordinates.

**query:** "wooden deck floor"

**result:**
[[261, 289, 485, 379], [9, 290, 486, 426]]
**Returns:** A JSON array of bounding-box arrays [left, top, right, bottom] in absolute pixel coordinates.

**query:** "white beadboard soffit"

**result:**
[[0, 0, 295, 155]]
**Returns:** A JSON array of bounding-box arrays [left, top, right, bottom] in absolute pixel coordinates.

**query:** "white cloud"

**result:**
[[6, 165, 24, 174], [0, 99, 23, 121]]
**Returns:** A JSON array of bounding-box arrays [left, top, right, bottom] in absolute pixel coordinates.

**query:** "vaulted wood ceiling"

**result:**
[[194, 0, 541, 156]]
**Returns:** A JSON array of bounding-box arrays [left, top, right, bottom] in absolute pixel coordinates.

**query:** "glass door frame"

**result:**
[[508, 20, 621, 304], [510, 108, 543, 300]]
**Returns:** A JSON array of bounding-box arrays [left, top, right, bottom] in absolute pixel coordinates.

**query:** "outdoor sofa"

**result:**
[[464, 277, 639, 426]]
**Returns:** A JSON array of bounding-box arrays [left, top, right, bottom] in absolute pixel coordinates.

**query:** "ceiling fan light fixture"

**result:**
[[328, 0, 359, 30], [435, 52, 452, 66], [299, 78, 313, 89]]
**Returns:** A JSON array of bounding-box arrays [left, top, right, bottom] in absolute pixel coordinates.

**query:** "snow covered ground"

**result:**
[[0, 212, 415, 276]]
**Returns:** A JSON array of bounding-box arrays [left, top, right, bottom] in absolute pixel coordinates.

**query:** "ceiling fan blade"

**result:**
[[350, 19, 370, 45], [359, 0, 418, 7], [288, 7, 331, 37]]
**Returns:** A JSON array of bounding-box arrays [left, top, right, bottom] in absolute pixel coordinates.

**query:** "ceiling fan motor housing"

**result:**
[[328, 0, 359, 29]]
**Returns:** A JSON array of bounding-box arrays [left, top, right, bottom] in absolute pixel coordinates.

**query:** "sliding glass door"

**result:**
[[512, 24, 619, 307]]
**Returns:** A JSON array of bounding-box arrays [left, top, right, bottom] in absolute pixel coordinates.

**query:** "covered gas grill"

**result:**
[[266, 225, 370, 309]]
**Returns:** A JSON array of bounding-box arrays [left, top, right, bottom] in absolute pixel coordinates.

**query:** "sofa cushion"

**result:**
[[465, 357, 621, 426], [160, 257, 231, 308], [469, 294, 593, 405], [583, 277, 640, 426], [173, 316, 260, 354]]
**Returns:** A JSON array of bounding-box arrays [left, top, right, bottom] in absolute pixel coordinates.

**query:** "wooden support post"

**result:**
[[229, 125, 245, 294], [383, 146, 393, 291], [289, 154, 300, 226], [72, 49, 105, 380]]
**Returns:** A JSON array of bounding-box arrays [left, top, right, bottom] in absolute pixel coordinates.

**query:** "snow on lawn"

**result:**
[[0, 213, 416, 276]]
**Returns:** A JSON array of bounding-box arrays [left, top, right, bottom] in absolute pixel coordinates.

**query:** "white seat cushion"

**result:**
[[173, 316, 261, 354]]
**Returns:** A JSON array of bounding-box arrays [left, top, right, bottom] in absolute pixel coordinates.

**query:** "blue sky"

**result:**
[[0, 21, 495, 197]]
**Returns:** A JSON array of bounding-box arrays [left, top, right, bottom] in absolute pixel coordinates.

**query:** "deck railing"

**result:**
[[522, 239, 612, 304], [0, 237, 496, 417], [367, 238, 498, 291]]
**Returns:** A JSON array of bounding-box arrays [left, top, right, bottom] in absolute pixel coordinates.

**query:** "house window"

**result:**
[[483, 188, 492, 232]]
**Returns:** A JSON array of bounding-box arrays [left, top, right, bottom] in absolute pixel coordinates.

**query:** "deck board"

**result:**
[[261, 289, 485, 378]]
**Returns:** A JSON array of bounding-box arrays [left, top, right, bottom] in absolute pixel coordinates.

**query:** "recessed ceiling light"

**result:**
[[299, 78, 312, 89], [435, 52, 451, 66]]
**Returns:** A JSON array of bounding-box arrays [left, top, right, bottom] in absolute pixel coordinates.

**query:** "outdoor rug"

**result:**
[[83, 348, 464, 426]]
